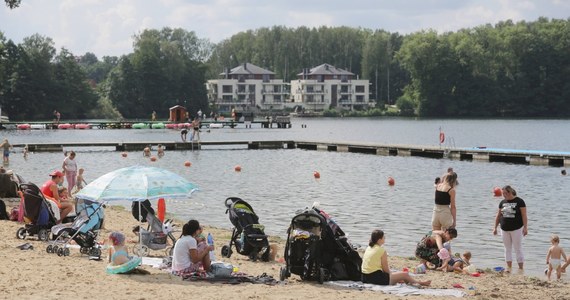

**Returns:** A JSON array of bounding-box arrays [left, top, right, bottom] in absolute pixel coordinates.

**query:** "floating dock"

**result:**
[[11, 140, 569, 167]]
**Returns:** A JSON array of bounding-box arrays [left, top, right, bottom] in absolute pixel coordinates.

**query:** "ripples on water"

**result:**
[[2, 118, 569, 277]]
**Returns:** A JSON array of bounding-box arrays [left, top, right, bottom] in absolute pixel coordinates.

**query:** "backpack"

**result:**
[[9, 206, 19, 221]]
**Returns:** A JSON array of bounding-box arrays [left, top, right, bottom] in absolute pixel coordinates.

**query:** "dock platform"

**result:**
[[11, 140, 569, 167]]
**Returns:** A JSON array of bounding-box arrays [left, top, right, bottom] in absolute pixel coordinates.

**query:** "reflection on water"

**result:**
[[7, 145, 569, 277]]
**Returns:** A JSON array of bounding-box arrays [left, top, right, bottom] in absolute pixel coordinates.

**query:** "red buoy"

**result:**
[[234, 165, 242, 172], [313, 171, 320, 179], [493, 187, 502, 197], [184, 161, 192, 167], [121, 152, 128, 158], [388, 177, 395, 186], [150, 156, 157, 162]]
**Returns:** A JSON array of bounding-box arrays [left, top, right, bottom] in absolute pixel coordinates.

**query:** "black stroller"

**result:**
[[279, 208, 328, 283], [131, 200, 176, 256], [220, 197, 270, 261], [48, 198, 105, 258], [314, 207, 362, 281], [16, 183, 59, 241]]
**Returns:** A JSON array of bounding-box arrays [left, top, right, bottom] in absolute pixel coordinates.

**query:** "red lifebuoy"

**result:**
[[439, 132, 445, 144]]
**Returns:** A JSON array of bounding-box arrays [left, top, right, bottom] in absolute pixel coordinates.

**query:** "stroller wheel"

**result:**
[[57, 248, 64, 257], [46, 245, 53, 253], [16, 228, 27, 240], [53, 245, 59, 254], [89, 247, 102, 258], [279, 266, 288, 281], [221, 245, 232, 258], [63, 248, 70, 257], [249, 252, 258, 262], [80, 247, 89, 255], [38, 229, 50, 241], [133, 244, 150, 257]]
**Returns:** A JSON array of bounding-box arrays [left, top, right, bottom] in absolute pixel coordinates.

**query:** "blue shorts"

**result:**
[[3, 150, 9, 157]]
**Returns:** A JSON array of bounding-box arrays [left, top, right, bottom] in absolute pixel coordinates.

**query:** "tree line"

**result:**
[[1, 17, 569, 120]]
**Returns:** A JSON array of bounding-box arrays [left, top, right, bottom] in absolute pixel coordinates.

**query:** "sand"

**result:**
[[1, 202, 569, 300]]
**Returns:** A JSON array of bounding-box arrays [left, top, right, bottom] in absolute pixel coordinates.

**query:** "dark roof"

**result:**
[[296, 63, 354, 76], [219, 63, 275, 76]]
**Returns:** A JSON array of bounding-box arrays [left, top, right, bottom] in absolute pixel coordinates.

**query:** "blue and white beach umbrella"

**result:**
[[75, 165, 198, 202]]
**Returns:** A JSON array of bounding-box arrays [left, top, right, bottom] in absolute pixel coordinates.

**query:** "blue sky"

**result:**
[[1, 0, 568, 58]]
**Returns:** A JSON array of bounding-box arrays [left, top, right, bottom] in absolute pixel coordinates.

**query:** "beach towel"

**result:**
[[325, 281, 466, 297]]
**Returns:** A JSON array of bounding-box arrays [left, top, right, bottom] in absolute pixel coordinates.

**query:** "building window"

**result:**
[[341, 75, 348, 82], [307, 86, 314, 93], [222, 85, 233, 93], [238, 85, 246, 93], [238, 95, 246, 101], [249, 85, 256, 93], [262, 74, 270, 82], [274, 95, 281, 102], [222, 95, 233, 101], [273, 85, 280, 93], [355, 85, 365, 93], [341, 85, 349, 93], [356, 95, 364, 102]]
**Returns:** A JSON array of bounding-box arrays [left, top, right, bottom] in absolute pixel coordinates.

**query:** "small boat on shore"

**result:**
[[151, 123, 165, 129], [17, 124, 31, 130], [75, 124, 91, 129], [30, 124, 45, 130], [209, 123, 224, 129], [58, 123, 73, 129]]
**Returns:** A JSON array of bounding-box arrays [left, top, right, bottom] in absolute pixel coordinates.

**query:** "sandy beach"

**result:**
[[1, 203, 569, 300]]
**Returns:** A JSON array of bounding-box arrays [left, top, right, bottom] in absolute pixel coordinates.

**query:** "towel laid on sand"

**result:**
[[325, 281, 466, 297]]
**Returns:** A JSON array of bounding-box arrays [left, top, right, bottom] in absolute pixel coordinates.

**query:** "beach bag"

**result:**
[[9, 206, 19, 221], [210, 262, 233, 278]]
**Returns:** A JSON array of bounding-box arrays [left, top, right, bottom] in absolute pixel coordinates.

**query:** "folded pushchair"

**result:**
[[47, 199, 105, 258], [221, 197, 270, 261], [279, 208, 328, 283], [16, 183, 59, 241], [131, 200, 176, 256], [314, 207, 362, 281]]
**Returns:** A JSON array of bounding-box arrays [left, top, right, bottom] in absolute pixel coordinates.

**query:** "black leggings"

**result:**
[[362, 270, 390, 285]]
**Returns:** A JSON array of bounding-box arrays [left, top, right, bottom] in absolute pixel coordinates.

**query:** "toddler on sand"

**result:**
[[546, 235, 567, 280]]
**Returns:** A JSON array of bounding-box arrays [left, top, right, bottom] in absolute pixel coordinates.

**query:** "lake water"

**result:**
[[2, 118, 569, 277]]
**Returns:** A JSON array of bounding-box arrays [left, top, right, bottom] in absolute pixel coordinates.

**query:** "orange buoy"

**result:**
[[387, 177, 395, 186], [150, 156, 157, 162], [157, 198, 166, 222], [234, 165, 242, 172], [121, 152, 128, 158], [493, 187, 502, 197], [313, 171, 320, 179], [184, 161, 192, 167]]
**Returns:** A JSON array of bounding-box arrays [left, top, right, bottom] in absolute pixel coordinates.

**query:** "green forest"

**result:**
[[0, 17, 569, 120]]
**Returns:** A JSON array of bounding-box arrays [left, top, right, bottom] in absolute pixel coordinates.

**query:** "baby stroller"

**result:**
[[16, 183, 59, 241], [314, 207, 362, 281], [131, 200, 176, 256], [220, 197, 270, 261], [279, 208, 328, 283], [47, 198, 105, 258]]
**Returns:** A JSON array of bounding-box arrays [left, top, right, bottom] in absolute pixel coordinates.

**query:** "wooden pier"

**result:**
[[0, 117, 291, 130], [11, 140, 569, 167]]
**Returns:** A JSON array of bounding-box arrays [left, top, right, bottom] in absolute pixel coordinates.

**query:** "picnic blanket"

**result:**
[[325, 281, 466, 297]]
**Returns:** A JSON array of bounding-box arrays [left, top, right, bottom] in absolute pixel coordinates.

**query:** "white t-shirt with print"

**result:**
[[172, 235, 197, 271]]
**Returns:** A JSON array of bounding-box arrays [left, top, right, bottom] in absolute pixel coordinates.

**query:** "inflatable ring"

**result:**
[[106, 256, 142, 274]]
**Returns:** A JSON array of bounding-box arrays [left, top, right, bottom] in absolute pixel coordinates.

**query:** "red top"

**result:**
[[41, 179, 56, 198]]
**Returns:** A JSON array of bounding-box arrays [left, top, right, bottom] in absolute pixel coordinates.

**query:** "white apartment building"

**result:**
[[206, 63, 289, 113], [290, 63, 374, 111]]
